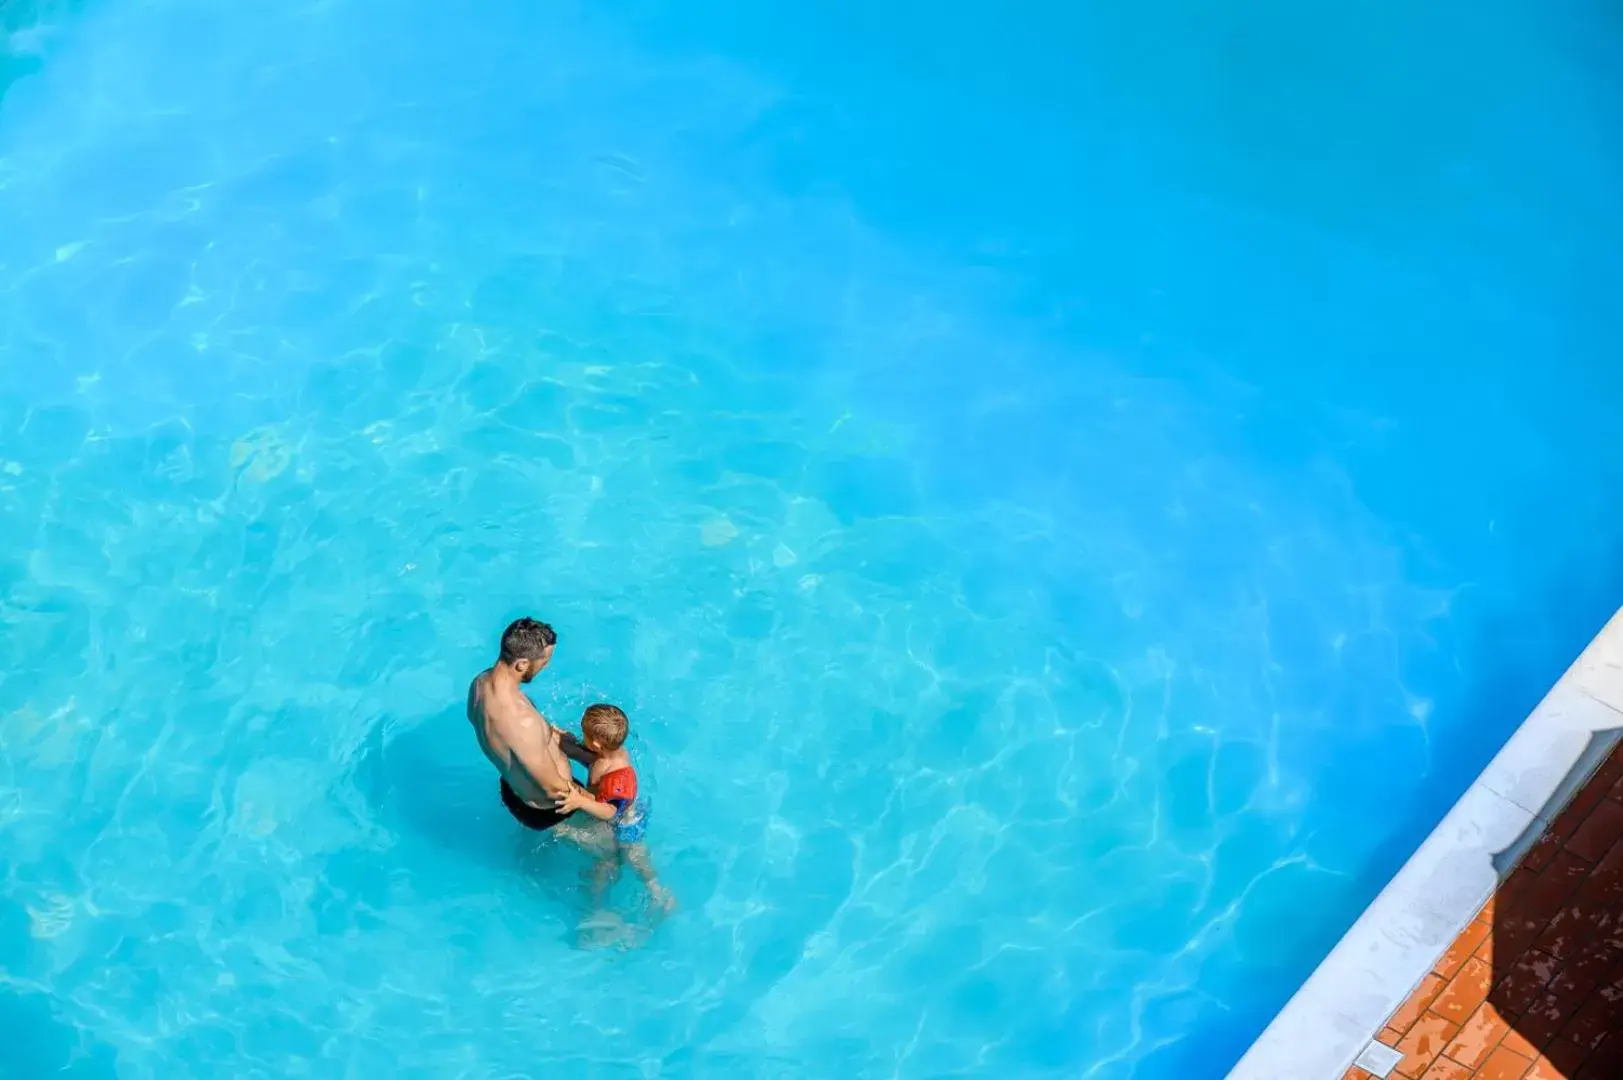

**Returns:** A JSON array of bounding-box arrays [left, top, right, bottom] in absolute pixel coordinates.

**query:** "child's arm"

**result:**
[[555, 787, 619, 821]]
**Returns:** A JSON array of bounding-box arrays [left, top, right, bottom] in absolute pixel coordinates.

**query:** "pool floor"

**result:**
[[3, 1, 1623, 1077]]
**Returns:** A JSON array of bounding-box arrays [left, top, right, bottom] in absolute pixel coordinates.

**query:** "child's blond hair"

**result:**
[[582, 703, 629, 751]]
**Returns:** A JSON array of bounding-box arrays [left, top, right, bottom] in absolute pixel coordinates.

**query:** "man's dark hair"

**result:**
[[500, 618, 557, 663]]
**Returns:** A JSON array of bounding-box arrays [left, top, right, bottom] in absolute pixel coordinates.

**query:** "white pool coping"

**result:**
[[1228, 606, 1623, 1080]]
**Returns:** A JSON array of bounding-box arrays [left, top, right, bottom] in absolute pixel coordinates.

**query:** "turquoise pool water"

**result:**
[[3, 0, 1623, 1076]]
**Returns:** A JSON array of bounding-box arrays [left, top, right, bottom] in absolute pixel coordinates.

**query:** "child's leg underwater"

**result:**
[[623, 841, 675, 914]]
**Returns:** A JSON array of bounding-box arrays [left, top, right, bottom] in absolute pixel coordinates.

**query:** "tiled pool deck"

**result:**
[[1341, 740, 1623, 1079], [1232, 609, 1623, 1079]]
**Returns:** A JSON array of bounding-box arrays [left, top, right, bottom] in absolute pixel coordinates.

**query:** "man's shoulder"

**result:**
[[480, 682, 543, 729]]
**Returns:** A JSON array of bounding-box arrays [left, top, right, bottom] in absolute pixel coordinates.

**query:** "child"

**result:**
[[555, 704, 674, 914]]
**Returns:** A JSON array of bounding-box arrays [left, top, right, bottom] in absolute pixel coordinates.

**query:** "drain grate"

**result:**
[[1353, 1040, 1404, 1078]]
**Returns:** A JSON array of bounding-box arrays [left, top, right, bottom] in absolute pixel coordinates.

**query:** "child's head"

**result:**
[[580, 703, 629, 754]]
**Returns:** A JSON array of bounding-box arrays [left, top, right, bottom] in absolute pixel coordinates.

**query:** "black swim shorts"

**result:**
[[500, 779, 572, 831]]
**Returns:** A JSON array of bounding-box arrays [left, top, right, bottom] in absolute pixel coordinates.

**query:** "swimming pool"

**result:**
[[3, 0, 1622, 1076]]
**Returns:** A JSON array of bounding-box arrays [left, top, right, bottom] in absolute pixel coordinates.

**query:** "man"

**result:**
[[466, 617, 596, 832]]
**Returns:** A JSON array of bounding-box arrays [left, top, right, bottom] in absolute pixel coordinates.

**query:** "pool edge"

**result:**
[[1227, 606, 1623, 1080]]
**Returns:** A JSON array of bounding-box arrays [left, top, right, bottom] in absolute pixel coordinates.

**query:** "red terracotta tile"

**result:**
[[1553, 781, 1610, 840], [1501, 856, 1593, 959], [1536, 904, 1618, 962], [1594, 804, 1623, 849], [1544, 1037, 1591, 1064], [1591, 750, 1623, 794], [1560, 987, 1623, 1051], [1434, 957, 1495, 1023], [1496, 914, 1548, 970], [1595, 963, 1623, 1004], [1493, 949, 1562, 1016], [1381, 1026, 1407, 1047], [1539, 1037, 1593, 1075], [1567, 799, 1623, 863], [1445, 1001, 1517, 1068], [1389, 972, 1449, 1035], [1418, 1057, 1472, 1080], [1541, 850, 1598, 900], [1581, 840, 1623, 903], [1392, 1013, 1461, 1079], [1576, 1030, 1623, 1079], [1453, 1000, 1542, 1067], [1438, 920, 1492, 980], [1341, 1068, 1376, 1080], [1305, 750, 1622, 1080], [1547, 942, 1622, 999], [1517, 988, 1584, 1052], [1588, 874, 1623, 917], [1522, 831, 1564, 872], [1524, 1051, 1574, 1080], [1584, 864, 1623, 902], [1498, 1018, 1540, 1061], [1476, 1043, 1536, 1080], [1495, 865, 1542, 910]]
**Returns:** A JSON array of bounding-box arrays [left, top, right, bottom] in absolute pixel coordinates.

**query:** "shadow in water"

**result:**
[[353, 707, 516, 872], [348, 707, 597, 917], [0, 898, 118, 1079], [1, 0, 85, 109]]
